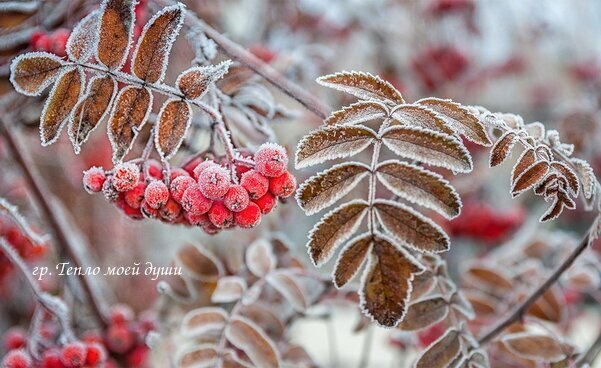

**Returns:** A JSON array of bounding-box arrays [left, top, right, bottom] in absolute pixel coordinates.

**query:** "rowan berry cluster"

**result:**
[[29, 29, 70, 57], [82, 143, 296, 234]]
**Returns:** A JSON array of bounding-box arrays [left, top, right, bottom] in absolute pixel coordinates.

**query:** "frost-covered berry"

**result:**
[[109, 304, 133, 325], [82, 167, 106, 193], [192, 159, 217, 181], [2, 349, 31, 368], [124, 183, 146, 209], [3, 327, 26, 351], [254, 193, 277, 214], [106, 324, 134, 354], [223, 185, 250, 212], [234, 202, 262, 228], [170, 176, 196, 203], [144, 181, 169, 209], [269, 171, 296, 198], [102, 179, 120, 202], [121, 202, 143, 220], [208, 202, 234, 228], [41, 350, 62, 368], [146, 159, 163, 180], [198, 164, 231, 200], [160, 199, 182, 222], [112, 163, 140, 192], [60, 342, 87, 368], [181, 185, 213, 215], [85, 343, 106, 366], [185, 212, 211, 227], [170, 168, 189, 180], [240, 170, 269, 199], [141, 201, 160, 219], [254, 143, 288, 177]]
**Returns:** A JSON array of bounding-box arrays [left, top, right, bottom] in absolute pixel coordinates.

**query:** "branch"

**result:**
[[576, 328, 601, 367]]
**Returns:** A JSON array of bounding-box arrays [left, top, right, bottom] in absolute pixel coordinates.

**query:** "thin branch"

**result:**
[[575, 328, 601, 367]]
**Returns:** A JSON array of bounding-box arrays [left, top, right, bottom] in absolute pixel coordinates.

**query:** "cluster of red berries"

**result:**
[[411, 45, 470, 91], [30, 29, 70, 57], [0, 216, 46, 285], [82, 143, 297, 234]]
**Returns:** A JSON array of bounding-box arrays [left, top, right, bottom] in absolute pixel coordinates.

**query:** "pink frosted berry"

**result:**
[[160, 199, 182, 222], [193, 160, 217, 181], [198, 164, 231, 200], [185, 212, 211, 227], [124, 183, 146, 209], [144, 181, 169, 209], [141, 201, 160, 219], [170, 176, 196, 203], [269, 171, 297, 198], [60, 342, 87, 368], [102, 179, 119, 202], [240, 170, 269, 199], [3, 327, 26, 351], [83, 167, 106, 193], [254, 143, 288, 177], [223, 185, 250, 212], [170, 168, 189, 180], [181, 184, 213, 215], [112, 163, 140, 192], [254, 192, 277, 214], [208, 202, 234, 228], [2, 349, 32, 368], [234, 202, 261, 228]]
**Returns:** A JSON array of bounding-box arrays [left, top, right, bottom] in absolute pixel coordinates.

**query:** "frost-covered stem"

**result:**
[[0, 197, 49, 245], [0, 118, 107, 326], [477, 220, 596, 345], [368, 117, 392, 233], [576, 328, 601, 367], [142, 127, 155, 181]]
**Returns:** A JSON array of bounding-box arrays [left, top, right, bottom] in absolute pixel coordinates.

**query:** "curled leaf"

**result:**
[[317, 71, 404, 105], [211, 276, 247, 303], [490, 131, 518, 167], [512, 161, 550, 197], [266, 271, 308, 312], [176, 244, 224, 282], [511, 148, 536, 185], [324, 101, 388, 126], [225, 316, 280, 368], [571, 158, 595, 199], [154, 98, 192, 160], [332, 233, 372, 288], [96, 0, 135, 70], [502, 333, 569, 363], [551, 161, 579, 196], [415, 328, 461, 368], [10, 52, 64, 96], [398, 296, 449, 331], [245, 239, 276, 278], [177, 344, 219, 368], [181, 307, 228, 338]]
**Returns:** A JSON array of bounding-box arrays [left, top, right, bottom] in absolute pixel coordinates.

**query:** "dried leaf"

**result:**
[[398, 296, 449, 331], [225, 316, 280, 368], [40, 68, 84, 146], [154, 98, 192, 159], [390, 104, 455, 136], [512, 161, 550, 197], [324, 101, 388, 126], [525, 122, 545, 140], [360, 233, 424, 327], [221, 349, 254, 368], [417, 98, 491, 146], [212, 276, 247, 303], [245, 239, 276, 278], [307, 201, 369, 266], [571, 158, 595, 199], [540, 196, 565, 222], [489, 131, 517, 167], [373, 199, 449, 253], [10, 52, 65, 96], [465, 292, 497, 316], [177, 61, 231, 99], [239, 304, 285, 339], [376, 160, 461, 219], [177, 344, 219, 368], [551, 161, 579, 196], [415, 328, 461, 368], [332, 233, 372, 288], [527, 286, 563, 323], [411, 270, 437, 301], [132, 4, 184, 83], [295, 125, 376, 169], [455, 349, 490, 368], [108, 86, 152, 162], [381, 126, 472, 173], [464, 264, 513, 290], [176, 244, 224, 282], [66, 10, 100, 62], [181, 307, 228, 338], [266, 271, 308, 312], [450, 292, 475, 320], [69, 75, 116, 153], [317, 71, 404, 105], [511, 148, 536, 185], [502, 333, 568, 362], [96, 0, 135, 70], [296, 162, 370, 215]]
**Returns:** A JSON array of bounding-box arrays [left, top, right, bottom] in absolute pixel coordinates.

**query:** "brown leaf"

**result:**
[[296, 162, 370, 215], [154, 98, 191, 160], [417, 98, 491, 146], [212, 276, 247, 303], [333, 233, 372, 288], [373, 199, 449, 253], [525, 122, 545, 139], [489, 131, 517, 167], [511, 148, 536, 185], [381, 126, 472, 173], [108, 86, 152, 162], [360, 233, 424, 327], [534, 173, 557, 195], [464, 264, 513, 291], [398, 296, 449, 331], [239, 304, 285, 339], [450, 292, 475, 320], [502, 333, 569, 362], [317, 71, 405, 105], [455, 349, 490, 368], [177, 61, 230, 100], [221, 350, 254, 368], [551, 161, 579, 196], [307, 201, 369, 266], [527, 286, 563, 323], [176, 244, 224, 282], [10, 52, 65, 96], [411, 270, 437, 301], [132, 4, 184, 83], [225, 316, 280, 368], [69, 75, 116, 153], [390, 104, 455, 136], [415, 328, 462, 368], [40, 68, 84, 146], [325, 101, 388, 126], [181, 307, 228, 338], [266, 271, 308, 312], [177, 344, 219, 368], [295, 125, 376, 169], [245, 239, 276, 278], [376, 160, 461, 219], [540, 196, 566, 222], [66, 10, 100, 62], [96, 0, 135, 70], [512, 161, 550, 197], [571, 158, 595, 199], [464, 292, 497, 316]]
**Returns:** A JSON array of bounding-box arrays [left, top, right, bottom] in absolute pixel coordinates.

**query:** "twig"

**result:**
[[575, 328, 601, 367]]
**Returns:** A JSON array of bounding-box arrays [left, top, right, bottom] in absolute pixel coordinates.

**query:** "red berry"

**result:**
[[208, 202, 234, 228], [192, 160, 216, 181], [254, 143, 288, 177], [170, 168, 189, 180], [144, 181, 169, 209], [121, 202, 143, 220], [126, 345, 148, 367], [85, 343, 106, 366], [41, 350, 62, 368], [106, 324, 134, 354], [141, 201, 160, 219], [102, 179, 119, 202], [234, 202, 261, 228], [160, 198, 182, 222], [170, 176, 196, 203], [223, 185, 250, 212], [2, 349, 31, 368], [50, 28, 69, 56], [3, 327, 26, 351], [240, 170, 269, 199], [112, 163, 140, 192], [109, 304, 134, 325], [124, 183, 146, 209], [60, 342, 87, 368], [185, 212, 211, 227], [269, 171, 296, 198], [254, 192, 277, 214], [146, 160, 163, 180], [83, 167, 106, 193], [181, 185, 213, 215], [198, 165, 231, 200]]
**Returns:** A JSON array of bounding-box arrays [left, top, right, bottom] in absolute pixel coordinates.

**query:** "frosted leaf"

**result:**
[[501, 113, 524, 129], [489, 131, 517, 167], [0, 1, 39, 12], [381, 125, 472, 173], [539, 196, 565, 222], [525, 122, 545, 140], [510, 148, 535, 185], [132, 4, 185, 83], [187, 27, 217, 63], [296, 162, 370, 215], [571, 158, 596, 199], [464, 264, 513, 291], [527, 286, 564, 323], [181, 307, 228, 338], [211, 276, 247, 303], [317, 71, 404, 105], [154, 98, 192, 160], [66, 10, 101, 62], [96, 0, 135, 70], [450, 292, 475, 320], [245, 239, 276, 278], [306, 200, 368, 267], [534, 173, 557, 196], [464, 292, 497, 316], [324, 100, 388, 126], [241, 282, 263, 306], [221, 349, 255, 368], [177, 60, 231, 100], [411, 270, 437, 301], [391, 104, 455, 136], [512, 161, 550, 197], [551, 161, 579, 196], [239, 304, 285, 339], [415, 328, 461, 368], [266, 271, 308, 312], [376, 160, 461, 219], [565, 266, 601, 290], [10, 52, 65, 96], [373, 199, 449, 253], [177, 344, 219, 368], [176, 244, 224, 282], [502, 333, 570, 363], [0, 197, 48, 245], [233, 83, 276, 118], [295, 125, 377, 169], [224, 316, 280, 368], [332, 232, 372, 288], [398, 296, 449, 331]]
